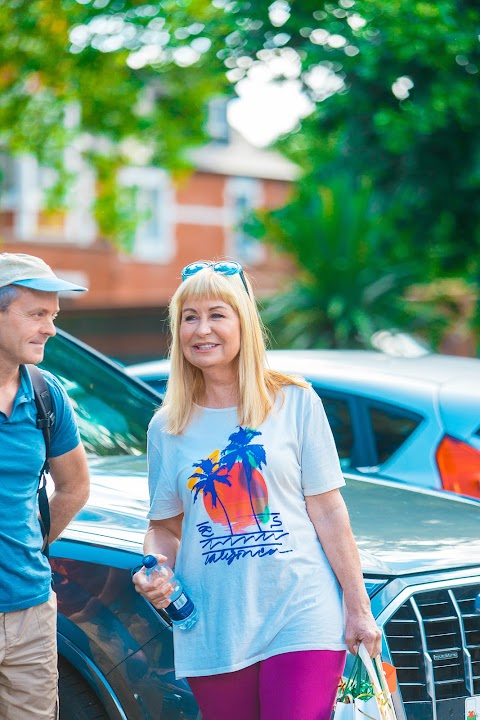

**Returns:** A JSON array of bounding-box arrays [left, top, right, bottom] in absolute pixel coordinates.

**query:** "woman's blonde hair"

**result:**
[[162, 264, 308, 434]]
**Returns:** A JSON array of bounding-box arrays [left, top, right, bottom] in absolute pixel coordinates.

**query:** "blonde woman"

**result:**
[[133, 260, 381, 720]]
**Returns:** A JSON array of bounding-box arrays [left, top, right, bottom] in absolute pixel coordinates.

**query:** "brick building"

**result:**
[[0, 129, 298, 362]]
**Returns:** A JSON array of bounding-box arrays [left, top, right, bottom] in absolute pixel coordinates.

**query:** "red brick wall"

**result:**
[[1, 168, 296, 359]]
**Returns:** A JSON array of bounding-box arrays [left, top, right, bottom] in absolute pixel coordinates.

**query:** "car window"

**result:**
[[313, 393, 354, 470], [146, 377, 168, 399], [42, 331, 159, 456], [368, 404, 421, 464]]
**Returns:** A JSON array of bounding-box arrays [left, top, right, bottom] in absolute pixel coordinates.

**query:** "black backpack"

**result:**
[[26, 364, 55, 558]]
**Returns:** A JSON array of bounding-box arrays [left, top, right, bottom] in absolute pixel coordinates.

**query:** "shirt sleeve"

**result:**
[[300, 388, 345, 496], [43, 371, 81, 458], [147, 414, 184, 520]]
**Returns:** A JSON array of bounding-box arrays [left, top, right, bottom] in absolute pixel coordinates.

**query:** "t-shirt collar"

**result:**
[[18, 364, 35, 404]]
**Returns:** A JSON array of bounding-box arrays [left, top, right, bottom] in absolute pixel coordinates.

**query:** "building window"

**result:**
[[119, 167, 174, 262], [63, 146, 97, 246], [0, 152, 40, 239], [225, 176, 265, 264], [207, 97, 230, 143], [0, 151, 17, 209], [1, 148, 97, 246]]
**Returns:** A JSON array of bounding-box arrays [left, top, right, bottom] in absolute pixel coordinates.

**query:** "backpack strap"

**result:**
[[25, 364, 55, 558]]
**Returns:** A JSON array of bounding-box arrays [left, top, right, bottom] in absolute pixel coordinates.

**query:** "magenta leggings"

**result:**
[[187, 649, 346, 720]]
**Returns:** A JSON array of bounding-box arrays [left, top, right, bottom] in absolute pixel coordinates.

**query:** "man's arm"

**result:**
[[47, 444, 90, 543]]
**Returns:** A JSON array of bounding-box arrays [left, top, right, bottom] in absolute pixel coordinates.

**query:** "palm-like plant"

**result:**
[[220, 427, 267, 532], [248, 173, 416, 349], [190, 458, 233, 535]]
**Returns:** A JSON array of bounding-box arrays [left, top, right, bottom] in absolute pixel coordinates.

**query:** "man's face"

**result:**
[[0, 287, 59, 369]]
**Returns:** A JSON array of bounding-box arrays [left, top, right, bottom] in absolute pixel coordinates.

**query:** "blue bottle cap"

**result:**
[[142, 555, 157, 568]]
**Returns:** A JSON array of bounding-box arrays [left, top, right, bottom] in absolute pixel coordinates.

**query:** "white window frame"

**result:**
[[0, 151, 17, 210], [207, 97, 230, 143], [119, 166, 174, 263], [0, 153, 40, 240], [225, 176, 265, 264], [64, 146, 97, 246]]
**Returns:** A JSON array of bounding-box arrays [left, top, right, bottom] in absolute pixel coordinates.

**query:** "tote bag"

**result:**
[[333, 643, 398, 720]]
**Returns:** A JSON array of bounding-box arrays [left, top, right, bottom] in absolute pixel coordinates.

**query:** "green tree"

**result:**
[[213, 0, 479, 349], [222, 0, 480, 278], [0, 0, 229, 249]]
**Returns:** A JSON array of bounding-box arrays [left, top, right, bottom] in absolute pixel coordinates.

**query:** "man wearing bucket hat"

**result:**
[[0, 253, 90, 719]]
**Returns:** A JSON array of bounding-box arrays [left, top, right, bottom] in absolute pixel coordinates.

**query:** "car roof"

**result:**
[[127, 350, 480, 391], [127, 351, 480, 434], [126, 359, 171, 377], [125, 350, 480, 383], [266, 352, 480, 431], [266, 349, 480, 386]]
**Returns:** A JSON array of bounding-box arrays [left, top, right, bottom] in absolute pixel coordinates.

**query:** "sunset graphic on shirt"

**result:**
[[187, 427, 269, 534], [187, 426, 291, 565]]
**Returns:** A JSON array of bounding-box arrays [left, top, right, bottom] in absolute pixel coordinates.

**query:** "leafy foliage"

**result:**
[[221, 0, 480, 278], [219, 0, 480, 348], [250, 174, 416, 348], [0, 0, 229, 249]]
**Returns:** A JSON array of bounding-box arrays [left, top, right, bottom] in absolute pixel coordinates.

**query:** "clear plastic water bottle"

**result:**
[[142, 554, 198, 630]]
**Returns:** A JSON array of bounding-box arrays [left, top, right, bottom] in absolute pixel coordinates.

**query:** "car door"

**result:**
[[310, 386, 375, 471], [312, 385, 424, 482]]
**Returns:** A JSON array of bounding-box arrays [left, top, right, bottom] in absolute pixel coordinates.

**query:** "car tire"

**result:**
[[58, 656, 109, 720]]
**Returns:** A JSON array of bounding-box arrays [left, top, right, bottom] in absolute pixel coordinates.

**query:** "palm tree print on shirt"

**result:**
[[187, 428, 269, 534], [190, 454, 234, 535], [221, 427, 269, 531]]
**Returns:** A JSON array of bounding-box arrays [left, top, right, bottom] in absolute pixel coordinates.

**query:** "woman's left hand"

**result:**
[[344, 607, 382, 657]]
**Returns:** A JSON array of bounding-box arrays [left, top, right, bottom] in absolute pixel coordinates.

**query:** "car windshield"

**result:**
[[41, 330, 159, 456]]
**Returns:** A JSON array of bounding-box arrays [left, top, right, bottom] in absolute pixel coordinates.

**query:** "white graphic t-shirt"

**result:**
[[147, 384, 347, 678]]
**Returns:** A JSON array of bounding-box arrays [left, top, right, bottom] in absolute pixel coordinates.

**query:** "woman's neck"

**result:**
[[201, 370, 239, 408]]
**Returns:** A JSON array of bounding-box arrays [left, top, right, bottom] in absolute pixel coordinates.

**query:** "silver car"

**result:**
[[126, 350, 480, 500]]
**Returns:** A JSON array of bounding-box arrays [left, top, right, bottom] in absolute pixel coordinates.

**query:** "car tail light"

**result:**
[[436, 435, 480, 498]]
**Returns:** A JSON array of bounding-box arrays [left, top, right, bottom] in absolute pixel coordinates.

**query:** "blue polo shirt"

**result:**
[[0, 366, 80, 612]]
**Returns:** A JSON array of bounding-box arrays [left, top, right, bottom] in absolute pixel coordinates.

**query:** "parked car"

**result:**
[[42, 330, 480, 720], [126, 350, 480, 500]]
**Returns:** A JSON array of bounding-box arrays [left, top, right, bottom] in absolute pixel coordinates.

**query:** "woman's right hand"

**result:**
[[132, 553, 174, 609]]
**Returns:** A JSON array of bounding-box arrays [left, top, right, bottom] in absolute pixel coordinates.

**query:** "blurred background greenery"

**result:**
[[1, 0, 479, 353]]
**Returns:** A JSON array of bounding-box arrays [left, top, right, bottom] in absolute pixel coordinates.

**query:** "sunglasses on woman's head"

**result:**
[[181, 261, 250, 296]]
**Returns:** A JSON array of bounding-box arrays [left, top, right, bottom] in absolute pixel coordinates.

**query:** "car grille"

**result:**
[[384, 582, 480, 720]]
